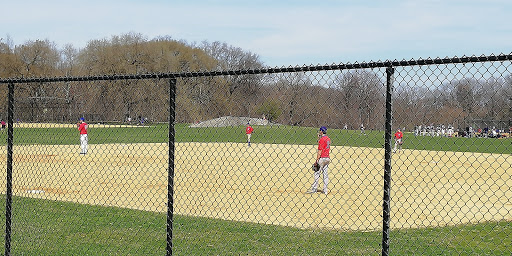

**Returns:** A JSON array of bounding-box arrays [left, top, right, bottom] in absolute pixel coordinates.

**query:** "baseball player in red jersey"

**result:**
[[393, 128, 403, 153], [246, 122, 254, 146], [307, 126, 331, 195], [77, 117, 88, 154]]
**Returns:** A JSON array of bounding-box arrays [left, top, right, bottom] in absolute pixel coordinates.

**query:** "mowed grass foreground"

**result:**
[[0, 197, 510, 255], [1, 123, 511, 254]]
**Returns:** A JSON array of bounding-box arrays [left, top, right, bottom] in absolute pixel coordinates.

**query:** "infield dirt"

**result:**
[[1, 142, 511, 231]]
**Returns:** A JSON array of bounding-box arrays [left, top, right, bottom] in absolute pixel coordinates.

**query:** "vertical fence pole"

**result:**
[[382, 67, 394, 256], [509, 97, 511, 129], [167, 78, 176, 256], [5, 83, 14, 256]]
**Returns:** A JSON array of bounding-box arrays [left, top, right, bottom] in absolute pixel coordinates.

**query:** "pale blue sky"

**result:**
[[1, 0, 511, 67]]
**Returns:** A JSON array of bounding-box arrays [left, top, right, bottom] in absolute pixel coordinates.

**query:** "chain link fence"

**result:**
[[1, 54, 511, 255]]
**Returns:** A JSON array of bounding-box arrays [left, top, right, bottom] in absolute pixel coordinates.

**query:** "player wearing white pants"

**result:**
[[307, 126, 331, 195], [80, 134, 88, 154], [77, 117, 88, 154], [393, 128, 403, 153], [310, 157, 330, 194], [245, 123, 254, 146]]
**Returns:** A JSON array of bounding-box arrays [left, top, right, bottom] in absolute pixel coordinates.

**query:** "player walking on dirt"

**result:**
[[307, 126, 331, 195], [393, 128, 403, 153], [77, 117, 88, 154], [246, 122, 254, 146]]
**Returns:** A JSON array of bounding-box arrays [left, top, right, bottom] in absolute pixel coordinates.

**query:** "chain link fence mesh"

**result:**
[[1, 55, 511, 255]]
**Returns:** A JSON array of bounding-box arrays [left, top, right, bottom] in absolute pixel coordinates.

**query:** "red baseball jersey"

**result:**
[[318, 136, 331, 158], [246, 126, 253, 134], [78, 122, 88, 135]]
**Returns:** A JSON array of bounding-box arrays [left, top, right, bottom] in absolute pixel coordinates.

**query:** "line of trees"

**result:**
[[1, 33, 511, 130]]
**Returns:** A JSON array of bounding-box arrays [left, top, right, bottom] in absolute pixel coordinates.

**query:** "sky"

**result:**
[[1, 0, 511, 67]]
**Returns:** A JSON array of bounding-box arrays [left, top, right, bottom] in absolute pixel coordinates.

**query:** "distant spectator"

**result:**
[[138, 116, 145, 126], [492, 128, 497, 138]]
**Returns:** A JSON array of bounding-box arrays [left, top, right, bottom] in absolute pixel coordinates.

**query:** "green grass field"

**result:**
[[0, 197, 510, 255], [1, 123, 510, 254], [0, 123, 509, 154]]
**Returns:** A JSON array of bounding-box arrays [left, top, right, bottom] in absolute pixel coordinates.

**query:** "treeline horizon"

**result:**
[[1, 32, 510, 130]]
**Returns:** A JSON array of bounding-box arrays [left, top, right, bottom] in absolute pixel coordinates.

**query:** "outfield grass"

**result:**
[[0, 123, 509, 154], [0, 197, 510, 255]]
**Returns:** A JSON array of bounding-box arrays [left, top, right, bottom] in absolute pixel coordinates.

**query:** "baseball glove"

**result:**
[[312, 162, 320, 172]]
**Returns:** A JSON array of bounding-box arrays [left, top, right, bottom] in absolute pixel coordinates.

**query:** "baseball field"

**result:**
[[1, 123, 511, 232]]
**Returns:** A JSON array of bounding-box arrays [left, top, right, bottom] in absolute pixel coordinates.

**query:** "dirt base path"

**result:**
[[1, 142, 510, 231]]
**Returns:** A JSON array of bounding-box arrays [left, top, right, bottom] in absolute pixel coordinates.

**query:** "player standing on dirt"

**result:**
[[245, 122, 254, 146], [77, 117, 88, 154], [307, 126, 331, 195]]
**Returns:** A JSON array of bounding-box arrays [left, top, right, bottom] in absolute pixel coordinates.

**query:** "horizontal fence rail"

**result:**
[[1, 53, 511, 255], [2, 54, 512, 84]]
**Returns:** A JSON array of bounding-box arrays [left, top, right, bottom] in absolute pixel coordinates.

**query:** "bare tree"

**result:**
[[453, 79, 476, 116], [11, 39, 61, 121], [333, 70, 385, 129], [199, 41, 265, 117]]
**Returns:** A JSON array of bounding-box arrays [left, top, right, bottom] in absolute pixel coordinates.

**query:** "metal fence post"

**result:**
[[167, 78, 177, 256], [509, 97, 511, 128], [5, 82, 14, 256], [382, 67, 394, 256]]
